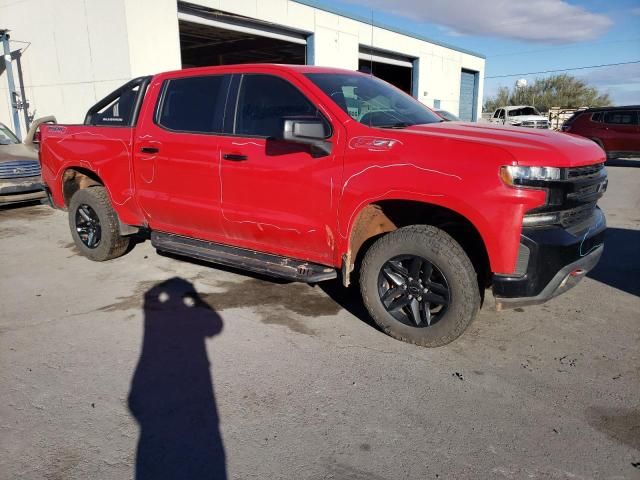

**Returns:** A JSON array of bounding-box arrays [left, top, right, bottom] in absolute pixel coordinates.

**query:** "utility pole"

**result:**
[[1, 29, 22, 140]]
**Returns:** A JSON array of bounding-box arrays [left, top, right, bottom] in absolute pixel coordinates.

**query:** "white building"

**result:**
[[0, 0, 485, 137]]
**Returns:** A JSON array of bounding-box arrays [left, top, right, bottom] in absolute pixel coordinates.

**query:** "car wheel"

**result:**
[[360, 225, 480, 347], [68, 186, 130, 261]]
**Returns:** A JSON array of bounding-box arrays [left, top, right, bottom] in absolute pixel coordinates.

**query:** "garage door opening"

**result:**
[[358, 47, 414, 95], [459, 69, 479, 121], [178, 7, 307, 68]]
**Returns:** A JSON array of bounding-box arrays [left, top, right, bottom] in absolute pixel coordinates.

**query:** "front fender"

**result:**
[[336, 161, 546, 274]]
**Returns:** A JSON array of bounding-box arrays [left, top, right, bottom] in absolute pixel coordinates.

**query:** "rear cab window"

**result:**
[[90, 84, 140, 126], [85, 77, 150, 127], [156, 75, 231, 134]]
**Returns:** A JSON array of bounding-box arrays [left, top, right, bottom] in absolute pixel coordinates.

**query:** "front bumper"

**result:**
[[0, 176, 46, 205], [493, 207, 606, 309]]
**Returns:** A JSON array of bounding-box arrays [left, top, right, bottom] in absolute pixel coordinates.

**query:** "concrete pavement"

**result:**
[[1, 165, 638, 479]]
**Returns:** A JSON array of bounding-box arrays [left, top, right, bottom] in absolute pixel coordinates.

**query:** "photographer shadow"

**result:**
[[128, 277, 227, 480]]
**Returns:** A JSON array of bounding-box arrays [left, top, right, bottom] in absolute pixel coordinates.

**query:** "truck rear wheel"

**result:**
[[68, 186, 130, 261], [360, 225, 480, 347]]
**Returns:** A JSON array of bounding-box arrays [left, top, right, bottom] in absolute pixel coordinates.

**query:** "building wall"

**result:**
[[0, 0, 181, 130], [0, 0, 484, 132], [186, 0, 485, 115]]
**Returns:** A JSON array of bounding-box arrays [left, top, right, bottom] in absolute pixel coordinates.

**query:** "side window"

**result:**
[[498, 109, 505, 119], [235, 74, 329, 138], [591, 112, 602, 122], [493, 110, 500, 119], [603, 110, 635, 125], [93, 84, 140, 126], [157, 75, 229, 133]]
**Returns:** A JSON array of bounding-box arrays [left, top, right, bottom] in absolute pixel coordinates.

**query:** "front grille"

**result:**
[[521, 120, 549, 129], [525, 162, 606, 231], [568, 181, 606, 201], [559, 202, 596, 228], [566, 163, 604, 179], [0, 160, 41, 179]]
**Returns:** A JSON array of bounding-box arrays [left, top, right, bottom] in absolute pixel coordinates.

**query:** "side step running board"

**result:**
[[151, 232, 337, 283]]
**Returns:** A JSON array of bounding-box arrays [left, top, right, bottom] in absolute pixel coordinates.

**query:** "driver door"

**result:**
[[215, 73, 341, 265]]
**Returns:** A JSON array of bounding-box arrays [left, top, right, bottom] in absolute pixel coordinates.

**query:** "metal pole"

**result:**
[[1, 30, 22, 140], [15, 53, 30, 131]]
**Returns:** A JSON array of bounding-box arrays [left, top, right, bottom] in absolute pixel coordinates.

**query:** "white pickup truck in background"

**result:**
[[490, 105, 550, 129]]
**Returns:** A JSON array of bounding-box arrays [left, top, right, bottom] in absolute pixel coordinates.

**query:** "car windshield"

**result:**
[[305, 73, 442, 128], [437, 110, 460, 121], [508, 107, 540, 117], [0, 123, 20, 145]]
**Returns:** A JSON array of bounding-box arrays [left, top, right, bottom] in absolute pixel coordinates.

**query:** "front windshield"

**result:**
[[508, 107, 541, 117], [306, 73, 442, 128], [437, 110, 460, 122], [0, 123, 20, 145]]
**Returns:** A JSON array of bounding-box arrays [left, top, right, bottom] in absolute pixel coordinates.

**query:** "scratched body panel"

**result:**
[[39, 125, 144, 225], [39, 64, 607, 277]]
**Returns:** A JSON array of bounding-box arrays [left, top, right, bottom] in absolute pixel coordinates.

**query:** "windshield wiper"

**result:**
[[377, 122, 414, 129]]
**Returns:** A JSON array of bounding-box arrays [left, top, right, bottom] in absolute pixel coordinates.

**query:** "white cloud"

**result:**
[[577, 63, 640, 105], [350, 0, 613, 44], [578, 63, 640, 87]]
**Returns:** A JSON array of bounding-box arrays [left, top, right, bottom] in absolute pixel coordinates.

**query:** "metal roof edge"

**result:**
[[292, 0, 486, 60]]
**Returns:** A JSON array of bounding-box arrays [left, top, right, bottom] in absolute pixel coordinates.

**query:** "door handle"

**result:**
[[223, 153, 248, 161], [140, 146, 159, 154]]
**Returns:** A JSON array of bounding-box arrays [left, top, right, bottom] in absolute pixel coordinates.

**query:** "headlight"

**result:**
[[500, 165, 561, 186]]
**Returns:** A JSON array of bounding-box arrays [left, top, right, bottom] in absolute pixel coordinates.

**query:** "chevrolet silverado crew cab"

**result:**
[[39, 65, 607, 347]]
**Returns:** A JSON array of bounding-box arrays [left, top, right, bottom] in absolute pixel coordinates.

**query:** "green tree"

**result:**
[[483, 74, 612, 113]]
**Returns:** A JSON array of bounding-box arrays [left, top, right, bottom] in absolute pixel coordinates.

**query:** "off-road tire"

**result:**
[[360, 225, 480, 347], [68, 186, 130, 261]]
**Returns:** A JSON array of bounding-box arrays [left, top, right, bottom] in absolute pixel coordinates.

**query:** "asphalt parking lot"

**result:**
[[1, 163, 639, 480]]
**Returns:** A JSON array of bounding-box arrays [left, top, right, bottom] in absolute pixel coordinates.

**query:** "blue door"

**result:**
[[459, 70, 478, 121]]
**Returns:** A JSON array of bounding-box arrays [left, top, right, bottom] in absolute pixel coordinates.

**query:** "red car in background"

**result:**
[[562, 106, 640, 160]]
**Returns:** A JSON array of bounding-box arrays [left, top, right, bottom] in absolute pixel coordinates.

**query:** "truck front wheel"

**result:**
[[68, 186, 130, 261], [360, 225, 480, 347]]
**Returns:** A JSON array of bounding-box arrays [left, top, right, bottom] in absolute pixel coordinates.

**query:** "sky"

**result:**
[[312, 0, 640, 106]]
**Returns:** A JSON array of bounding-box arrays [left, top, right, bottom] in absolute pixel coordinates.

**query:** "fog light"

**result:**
[[522, 212, 561, 226]]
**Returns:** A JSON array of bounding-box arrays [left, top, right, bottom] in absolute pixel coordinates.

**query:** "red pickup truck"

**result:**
[[40, 64, 607, 347]]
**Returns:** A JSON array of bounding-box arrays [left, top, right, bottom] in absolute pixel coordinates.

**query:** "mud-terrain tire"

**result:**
[[68, 186, 130, 261], [360, 225, 480, 347]]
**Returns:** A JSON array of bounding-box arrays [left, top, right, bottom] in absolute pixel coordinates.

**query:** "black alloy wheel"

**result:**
[[377, 254, 450, 327], [75, 203, 102, 249]]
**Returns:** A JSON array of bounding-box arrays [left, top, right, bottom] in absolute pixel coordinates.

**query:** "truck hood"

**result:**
[[0, 143, 38, 162], [399, 122, 604, 167]]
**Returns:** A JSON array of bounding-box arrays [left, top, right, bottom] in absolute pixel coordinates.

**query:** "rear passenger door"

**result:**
[[601, 110, 638, 154], [133, 74, 231, 240]]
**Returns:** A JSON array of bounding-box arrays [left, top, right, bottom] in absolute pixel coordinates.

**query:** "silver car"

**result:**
[[0, 117, 55, 205]]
